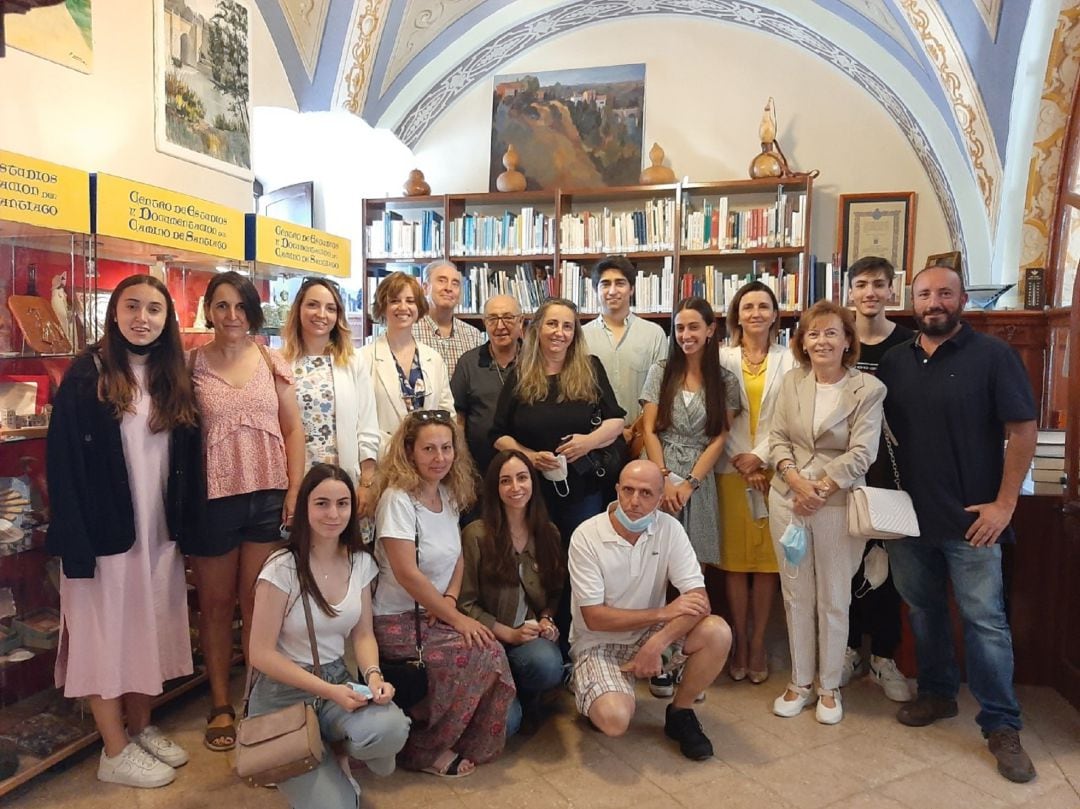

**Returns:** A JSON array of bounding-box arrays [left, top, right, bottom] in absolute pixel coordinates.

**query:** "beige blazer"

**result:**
[[715, 343, 796, 473], [358, 335, 455, 455], [768, 365, 885, 506]]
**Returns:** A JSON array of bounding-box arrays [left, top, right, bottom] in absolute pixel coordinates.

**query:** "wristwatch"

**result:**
[[688, 475, 702, 490]]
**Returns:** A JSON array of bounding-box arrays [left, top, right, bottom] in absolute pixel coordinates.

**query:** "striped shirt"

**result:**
[[413, 314, 486, 377]]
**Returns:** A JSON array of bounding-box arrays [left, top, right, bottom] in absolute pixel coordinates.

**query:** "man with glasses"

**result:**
[[451, 294, 523, 476], [582, 256, 666, 441], [413, 259, 485, 377]]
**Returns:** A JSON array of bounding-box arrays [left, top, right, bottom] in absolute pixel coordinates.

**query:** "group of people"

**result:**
[[43, 251, 1039, 808]]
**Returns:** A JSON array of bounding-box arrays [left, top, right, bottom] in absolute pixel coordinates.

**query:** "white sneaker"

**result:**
[[98, 742, 176, 788], [132, 725, 189, 767], [840, 647, 861, 687], [815, 689, 843, 724], [869, 655, 913, 702]]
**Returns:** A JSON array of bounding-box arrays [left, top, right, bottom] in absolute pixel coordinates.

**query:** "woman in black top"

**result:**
[[492, 298, 625, 545]]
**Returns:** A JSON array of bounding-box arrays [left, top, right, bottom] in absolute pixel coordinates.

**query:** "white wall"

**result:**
[[412, 15, 952, 278], [0, 2, 296, 212]]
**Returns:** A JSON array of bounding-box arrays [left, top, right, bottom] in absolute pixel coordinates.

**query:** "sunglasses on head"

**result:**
[[408, 409, 454, 425], [300, 276, 342, 293]]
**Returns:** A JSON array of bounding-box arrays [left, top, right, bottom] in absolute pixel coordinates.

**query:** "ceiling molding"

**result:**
[[381, 0, 486, 97], [971, 0, 1002, 41], [278, 0, 332, 79], [388, 0, 967, 259], [337, 0, 391, 115], [835, 0, 921, 62], [898, 0, 1002, 228]]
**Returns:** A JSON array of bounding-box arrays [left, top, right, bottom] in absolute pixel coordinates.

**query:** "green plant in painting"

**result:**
[[207, 0, 249, 134]]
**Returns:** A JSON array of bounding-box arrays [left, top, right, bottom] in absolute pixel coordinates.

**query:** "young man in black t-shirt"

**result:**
[[842, 256, 914, 702]]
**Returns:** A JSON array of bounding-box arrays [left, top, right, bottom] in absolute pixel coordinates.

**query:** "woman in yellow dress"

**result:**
[[716, 282, 794, 684]]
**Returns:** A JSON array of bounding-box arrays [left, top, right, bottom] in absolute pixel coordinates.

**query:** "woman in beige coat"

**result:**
[[768, 300, 884, 725]]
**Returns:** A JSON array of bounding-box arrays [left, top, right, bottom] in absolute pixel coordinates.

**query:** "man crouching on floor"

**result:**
[[568, 459, 732, 759]]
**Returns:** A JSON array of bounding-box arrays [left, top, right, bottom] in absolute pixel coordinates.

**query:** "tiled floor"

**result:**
[[5, 666, 1079, 809]]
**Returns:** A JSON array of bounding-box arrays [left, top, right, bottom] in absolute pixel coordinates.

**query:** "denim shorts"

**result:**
[[194, 488, 285, 557]]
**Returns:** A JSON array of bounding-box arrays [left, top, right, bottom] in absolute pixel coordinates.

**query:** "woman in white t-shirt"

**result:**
[[373, 410, 515, 778], [248, 464, 410, 808]]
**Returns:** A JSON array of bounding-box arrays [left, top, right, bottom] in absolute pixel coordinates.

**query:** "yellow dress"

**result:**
[[717, 357, 779, 573]]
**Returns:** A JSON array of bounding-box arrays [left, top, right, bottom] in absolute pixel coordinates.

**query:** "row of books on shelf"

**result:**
[[367, 210, 444, 259], [558, 199, 676, 253], [448, 208, 554, 256], [1024, 430, 1067, 495], [681, 190, 807, 251]]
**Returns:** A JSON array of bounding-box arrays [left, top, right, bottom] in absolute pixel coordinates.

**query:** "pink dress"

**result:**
[[55, 362, 193, 699]]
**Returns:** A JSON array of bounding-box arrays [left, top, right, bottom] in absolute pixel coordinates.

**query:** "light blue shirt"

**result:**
[[583, 312, 667, 424]]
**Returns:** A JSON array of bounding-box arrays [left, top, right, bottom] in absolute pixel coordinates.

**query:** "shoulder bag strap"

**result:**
[[412, 510, 424, 663], [255, 342, 275, 378], [881, 416, 902, 490], [187, 347, 199, 376]]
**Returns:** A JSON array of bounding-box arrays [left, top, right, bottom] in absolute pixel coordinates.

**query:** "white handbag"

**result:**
[[847, 422, 920, 540]]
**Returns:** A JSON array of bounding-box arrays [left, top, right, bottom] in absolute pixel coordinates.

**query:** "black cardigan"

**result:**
[[45, 352, 207, 578]]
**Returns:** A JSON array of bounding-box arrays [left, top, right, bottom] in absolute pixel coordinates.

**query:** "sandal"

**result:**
[[421, 752, 474, 779], [204, 705, 236, 752]]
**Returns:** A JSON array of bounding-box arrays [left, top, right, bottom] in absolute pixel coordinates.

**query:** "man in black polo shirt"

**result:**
[[451, 294, 523, 477], [878, 266, 1038, 784]]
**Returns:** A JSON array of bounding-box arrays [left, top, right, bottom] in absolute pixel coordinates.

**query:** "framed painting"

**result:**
[[6, 0, 93, 73], [490, 64, 646, 191], [924, 250, 963, 277], [154, 0, 252, 178], [837, 192, 917, 283]]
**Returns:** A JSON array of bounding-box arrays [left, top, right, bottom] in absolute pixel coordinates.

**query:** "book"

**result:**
[[1033, 456, 1065, 470], [1036, 445, 1066, 459], [1037, 429, 1065, 444], [1032, 480, 1065, 495], [1031, 469, 1066, 484]]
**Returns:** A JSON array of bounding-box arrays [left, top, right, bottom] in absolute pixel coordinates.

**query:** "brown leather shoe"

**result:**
[[896, 694, 958, 727], [987, 728, 1036, 783]]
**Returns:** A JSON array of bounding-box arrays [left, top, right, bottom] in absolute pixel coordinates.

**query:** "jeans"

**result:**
[[248, 659, 411, 809], [886, 539, 1021, 734], [504, 637, 565, 736]]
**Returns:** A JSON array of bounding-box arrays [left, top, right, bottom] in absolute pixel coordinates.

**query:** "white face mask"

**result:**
[[855, 543, 889, 598], [541, 454, 569, 498]]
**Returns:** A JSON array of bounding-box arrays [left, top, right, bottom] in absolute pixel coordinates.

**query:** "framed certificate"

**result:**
[[836, 192, 917, 284]]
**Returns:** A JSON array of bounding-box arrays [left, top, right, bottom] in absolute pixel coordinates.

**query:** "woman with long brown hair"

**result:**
[[460, 450, 565, 734], [248, 463, 409, 808], [280, 277, 380, 513], [372, 410, 515, 777], [47, 274, 204, 788]]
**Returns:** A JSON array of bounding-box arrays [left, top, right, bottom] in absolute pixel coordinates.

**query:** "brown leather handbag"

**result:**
[[233, 591, 325, 787]]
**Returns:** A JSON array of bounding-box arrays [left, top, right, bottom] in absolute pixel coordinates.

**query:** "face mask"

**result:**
[[779, 520, 807, 566], [613, 502, 656, 534], [541, 454, 569, 498], [855, 543, 889, 598]]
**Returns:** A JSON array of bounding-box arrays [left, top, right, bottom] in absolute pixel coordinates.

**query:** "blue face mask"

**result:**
[[779, 521, 807, 565], [613, 502, 656, 534]]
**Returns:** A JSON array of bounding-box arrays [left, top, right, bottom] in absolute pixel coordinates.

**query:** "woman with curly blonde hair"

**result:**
[[279, 277, 380, 515], [372, 410, 515, 777]]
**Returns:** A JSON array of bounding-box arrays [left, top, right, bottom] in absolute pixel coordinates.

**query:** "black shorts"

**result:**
[[192, 489, 285, 557]]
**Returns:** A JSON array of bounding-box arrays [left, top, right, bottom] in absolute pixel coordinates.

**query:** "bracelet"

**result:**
[[444, 593, 459, 603], [538, 615, 553, 624], [362, 665, 382, 679], [660, 467, 671, 478]]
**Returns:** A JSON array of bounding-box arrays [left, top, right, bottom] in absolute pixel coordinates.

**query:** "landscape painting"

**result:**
[[490, 64, 646, 191], [155, 0, 251, 177], [6, 0, 93, 73]]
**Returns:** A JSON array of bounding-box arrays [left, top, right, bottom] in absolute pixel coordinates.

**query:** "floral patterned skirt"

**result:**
[[374, 612, 516, 770]]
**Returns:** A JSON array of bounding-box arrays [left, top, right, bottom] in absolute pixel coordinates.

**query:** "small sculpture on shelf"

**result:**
[[51, 273, 77, 349], [749, 97, 790, 179], [496, 144, 527, 192], [403, 168, 431, 196], [640, 142, 676, 184]]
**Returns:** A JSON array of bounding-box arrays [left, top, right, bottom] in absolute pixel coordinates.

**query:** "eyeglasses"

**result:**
[[407, 409, 454, 424], [484, 314, 520, 326]]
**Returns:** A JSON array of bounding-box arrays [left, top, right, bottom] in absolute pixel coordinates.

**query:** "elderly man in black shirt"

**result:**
[[877, 266, 1038, 784]]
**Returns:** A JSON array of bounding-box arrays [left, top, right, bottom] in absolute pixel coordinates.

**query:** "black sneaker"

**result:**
[[649, 672, 675, 698], [664, 704, 713, 760], [987, 728, 1036, 783]]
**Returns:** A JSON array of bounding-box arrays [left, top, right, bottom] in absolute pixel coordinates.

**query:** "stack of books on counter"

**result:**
[[1025, 430, 1066, 495]]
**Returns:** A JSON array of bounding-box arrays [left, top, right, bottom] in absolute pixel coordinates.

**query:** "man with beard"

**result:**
[[877, 266, 1038, 784]]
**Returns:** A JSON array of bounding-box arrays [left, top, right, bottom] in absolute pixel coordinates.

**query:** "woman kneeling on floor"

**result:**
[[248, 463, 410, 808], [373, 410, 516, 778]]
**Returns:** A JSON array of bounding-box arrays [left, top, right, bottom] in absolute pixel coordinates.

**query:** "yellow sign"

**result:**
[[93, 174, 245, 260], [247, 215, 351, 278], [0, 150, 90, 233]]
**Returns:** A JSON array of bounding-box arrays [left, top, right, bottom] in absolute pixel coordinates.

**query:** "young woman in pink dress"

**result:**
[[47, 274, 205, 788]]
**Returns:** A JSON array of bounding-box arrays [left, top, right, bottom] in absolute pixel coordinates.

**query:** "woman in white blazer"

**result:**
[[768, 300, 884, 725], [359, 272, 454, 455], [716, 281, 794, 685], [279, 277, 381, 514]]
